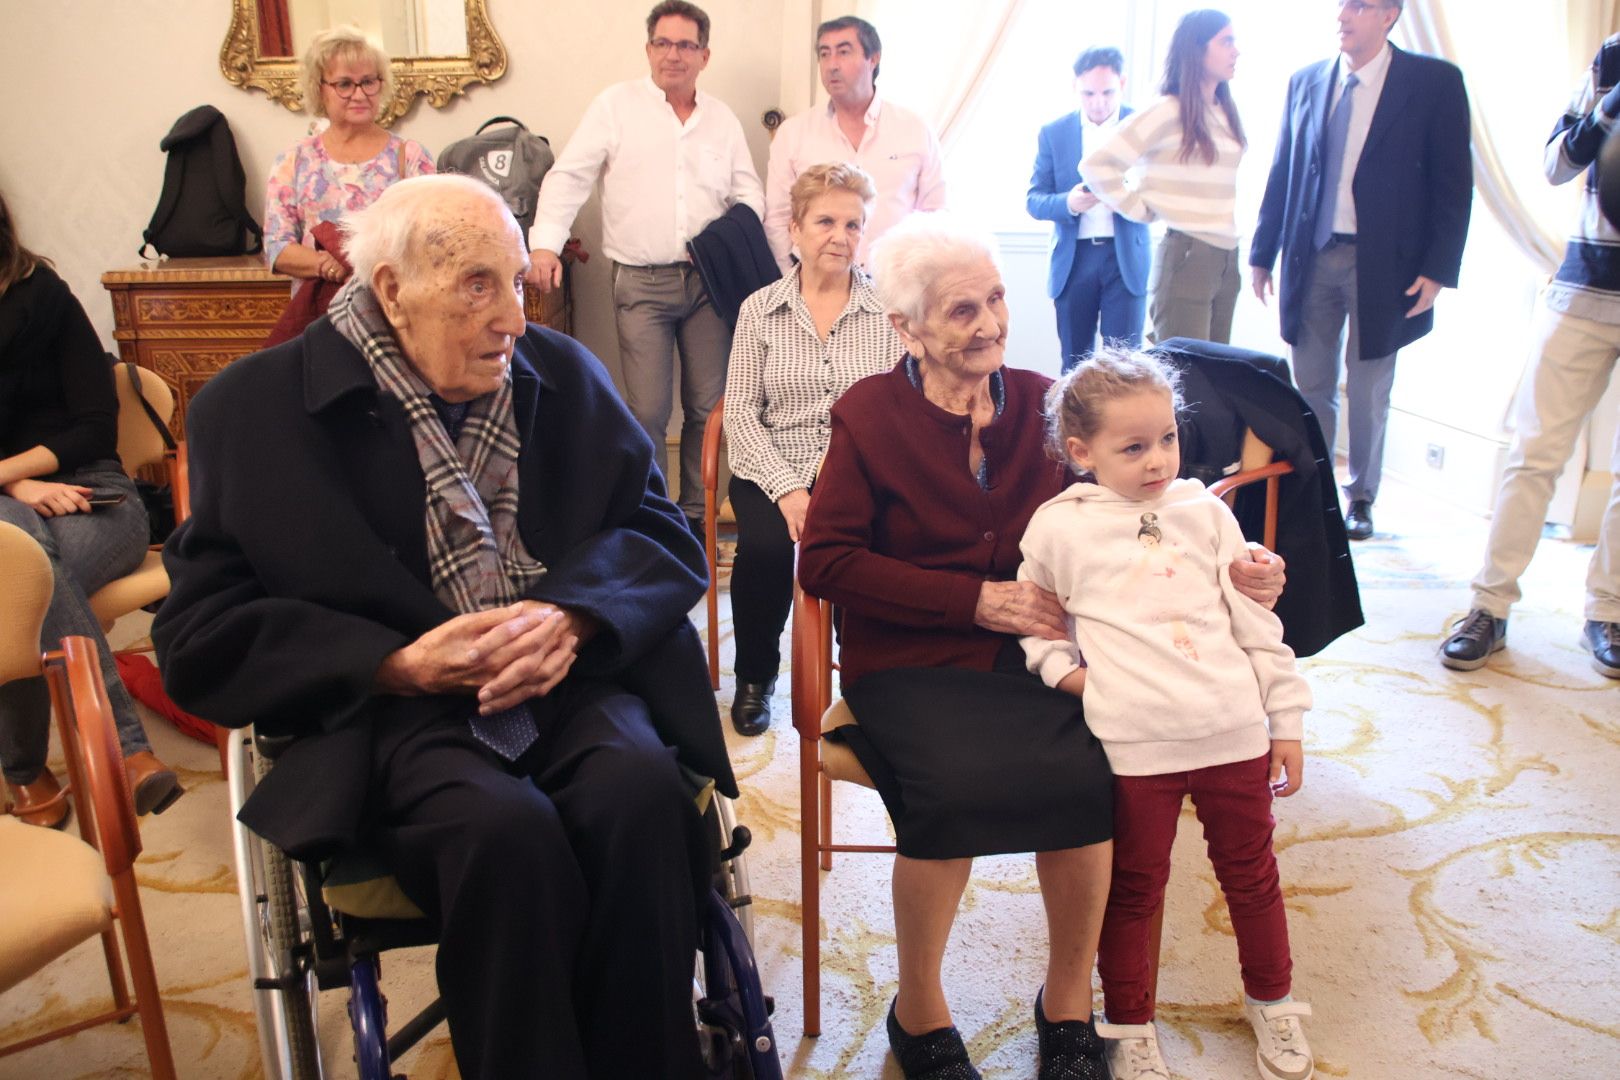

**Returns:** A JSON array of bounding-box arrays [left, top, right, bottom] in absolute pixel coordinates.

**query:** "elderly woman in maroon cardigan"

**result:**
[[797, 213, 1284, 1080]]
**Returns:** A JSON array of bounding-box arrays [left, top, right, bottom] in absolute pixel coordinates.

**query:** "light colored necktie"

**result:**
[[1313, 72, 1360, 251]]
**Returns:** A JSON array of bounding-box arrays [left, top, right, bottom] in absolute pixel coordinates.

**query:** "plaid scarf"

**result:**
[[329, 280, 546, 615]]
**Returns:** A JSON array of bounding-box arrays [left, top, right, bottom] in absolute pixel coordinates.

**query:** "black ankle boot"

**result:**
[[730, 677, 776, 736]]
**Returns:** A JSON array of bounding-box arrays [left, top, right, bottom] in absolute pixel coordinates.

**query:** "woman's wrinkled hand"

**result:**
[[1231, 543, 1286, 609], [4, 478, 92, 517], [974, 579, 1067, 640]]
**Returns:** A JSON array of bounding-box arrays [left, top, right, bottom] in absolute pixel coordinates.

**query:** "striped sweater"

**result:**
[[1545, 33, 1620, 324], [1078, 94, 1245, 251]]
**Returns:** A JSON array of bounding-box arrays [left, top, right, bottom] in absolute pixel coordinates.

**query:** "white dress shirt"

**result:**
[[530, 77, 764, 266], [1077, 108, 1122, 239], [1327, 42, 1393, 236], [762, 94, 947, 272]]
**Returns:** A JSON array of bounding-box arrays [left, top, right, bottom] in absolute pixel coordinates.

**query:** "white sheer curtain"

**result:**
[[1569, 0, 1620, 72], [844, 0, 1029, 149], [1401, 0, 1575, 273]]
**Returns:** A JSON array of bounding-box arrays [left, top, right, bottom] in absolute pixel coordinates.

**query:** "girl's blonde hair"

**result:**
[[1043, 346, 1183, 464]]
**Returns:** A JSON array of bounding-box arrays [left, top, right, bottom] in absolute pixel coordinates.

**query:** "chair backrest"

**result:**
[[0, 522, 52, 686], [112, 363, 177, 475], [47, 637, 143, 876]]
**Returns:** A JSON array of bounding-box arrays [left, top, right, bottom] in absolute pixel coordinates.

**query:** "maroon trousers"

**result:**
[[1097, 753, 1293, 1023]]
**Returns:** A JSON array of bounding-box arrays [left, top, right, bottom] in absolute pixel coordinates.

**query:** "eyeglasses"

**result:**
[[1337, 1, 1389, 13], [648, 37, 703, 55], [322, 76, 383, 98]]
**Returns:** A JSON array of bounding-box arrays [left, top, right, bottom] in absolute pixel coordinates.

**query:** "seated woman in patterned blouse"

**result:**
[[721, 162, 902, 735], [263, 26, 434, 290]]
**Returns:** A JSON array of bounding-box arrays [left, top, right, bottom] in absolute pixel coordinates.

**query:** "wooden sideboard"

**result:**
[[102, 256, 573, 438]]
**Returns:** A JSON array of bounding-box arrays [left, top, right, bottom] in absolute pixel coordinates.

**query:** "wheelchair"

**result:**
[[224, 727, 782, 1079]]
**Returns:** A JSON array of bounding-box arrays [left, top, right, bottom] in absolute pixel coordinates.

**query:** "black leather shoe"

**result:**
[[1344, 499, 1374, 541], [1583, 620, 1620, 679], [1034, 987, 1108, 1080], [886, 997, 982, 1080], [1441, 609, 1507, 671], [730, 677, 776, 736]]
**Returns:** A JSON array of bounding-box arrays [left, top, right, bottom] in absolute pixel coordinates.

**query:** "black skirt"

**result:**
[[831, 646, 1113, 860]]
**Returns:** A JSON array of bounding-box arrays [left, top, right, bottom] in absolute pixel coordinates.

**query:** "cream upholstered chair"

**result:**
[[700, 392, 738, 688], [0, 522, 176, 1077], [86, 363, 184, 634]]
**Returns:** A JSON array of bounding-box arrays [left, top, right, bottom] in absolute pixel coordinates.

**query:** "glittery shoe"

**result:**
[[886, 997, 982, 1080], [1033, 987, 1108, 1080]]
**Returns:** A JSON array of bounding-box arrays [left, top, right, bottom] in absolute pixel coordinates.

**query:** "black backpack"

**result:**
[[140, 105, 263, 259], [437, 117, 555, 235]]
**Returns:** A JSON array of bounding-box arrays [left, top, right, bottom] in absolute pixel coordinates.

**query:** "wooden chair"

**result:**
[[700, 392, 738, 688], [0, 522, 177, 1077], [788, 434, 1293, 1035], [86, 364, 186, 640], [790, 582, 894, 1037], [1208, 428, 1294, 549]]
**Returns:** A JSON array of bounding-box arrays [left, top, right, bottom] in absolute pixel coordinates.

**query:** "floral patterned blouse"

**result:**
[[263, 133, 435, 270]]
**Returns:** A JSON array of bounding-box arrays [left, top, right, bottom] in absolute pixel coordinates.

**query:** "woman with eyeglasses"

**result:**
[[263, 26, 435, 288], [1080, 9, 1247, 345]]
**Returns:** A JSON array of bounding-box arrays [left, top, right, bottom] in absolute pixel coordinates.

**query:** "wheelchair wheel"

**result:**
[[696, 794, 781, 1080], [228, 729, 325, 1080]]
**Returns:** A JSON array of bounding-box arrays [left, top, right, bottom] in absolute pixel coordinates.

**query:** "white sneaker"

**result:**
[[1241, 999, 1314, 1080], [1095, 1020, 1170, 1080]]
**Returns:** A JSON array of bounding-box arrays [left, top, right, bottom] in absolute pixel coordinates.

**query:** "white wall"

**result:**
[[0, 0, 799, 388]]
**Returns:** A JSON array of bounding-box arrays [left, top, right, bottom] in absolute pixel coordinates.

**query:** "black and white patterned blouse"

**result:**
[[723, 266, 903, 500]]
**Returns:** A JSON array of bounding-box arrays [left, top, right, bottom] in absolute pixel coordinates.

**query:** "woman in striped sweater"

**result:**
[[1080, 10, 1247, 345]]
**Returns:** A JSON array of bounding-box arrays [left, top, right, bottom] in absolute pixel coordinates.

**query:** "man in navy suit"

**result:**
[[1250, 0, 1471, 540], [1028, 46, 1151, 372]]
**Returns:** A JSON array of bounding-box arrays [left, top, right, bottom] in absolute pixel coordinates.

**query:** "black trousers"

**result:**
[[371, 681, 709, 1080], [727, 476, 798, 683]]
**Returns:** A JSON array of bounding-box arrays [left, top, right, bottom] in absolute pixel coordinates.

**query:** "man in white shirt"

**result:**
[[762, 16, 946, 273], [527, 1, 763, 534], [1026, 46, 1151, 371]]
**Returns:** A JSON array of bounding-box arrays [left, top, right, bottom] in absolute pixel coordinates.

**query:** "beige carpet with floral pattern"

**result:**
[[3, 475, 1618, 1079]]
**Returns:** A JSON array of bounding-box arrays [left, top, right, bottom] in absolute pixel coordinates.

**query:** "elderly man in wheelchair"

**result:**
[[154, 174, 770, 1079]]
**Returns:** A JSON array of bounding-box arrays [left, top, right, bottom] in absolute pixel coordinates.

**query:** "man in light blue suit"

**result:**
[[1028, 46, 1151, 372]]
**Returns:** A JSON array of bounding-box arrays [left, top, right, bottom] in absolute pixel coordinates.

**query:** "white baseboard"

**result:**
[[1382, 409, 1510, 518]]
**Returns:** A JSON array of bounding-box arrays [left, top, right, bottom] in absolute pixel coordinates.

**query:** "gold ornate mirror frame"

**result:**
[[219, 0, 507, 127]]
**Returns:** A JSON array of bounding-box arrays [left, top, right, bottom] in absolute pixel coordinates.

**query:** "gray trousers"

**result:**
[[610, 262, 731, 520], [1290, 242, 1398, 504], [1149, 229, 1240, 345]]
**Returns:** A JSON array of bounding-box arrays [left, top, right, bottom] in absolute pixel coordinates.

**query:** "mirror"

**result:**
[[220, 0, 506, 127]]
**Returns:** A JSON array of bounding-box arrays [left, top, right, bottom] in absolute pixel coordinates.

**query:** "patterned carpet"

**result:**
[[3, 476, 1617, 1079]]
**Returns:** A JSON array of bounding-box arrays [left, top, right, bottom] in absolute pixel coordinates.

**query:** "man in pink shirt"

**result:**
[[763, 16, 946, 273]]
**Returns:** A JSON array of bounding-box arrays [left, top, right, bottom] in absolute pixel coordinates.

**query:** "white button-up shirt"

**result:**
[[1327, 41, 1393, 236], [763, 94, 947, 272], [1078, 108, 1122, 239], [530, 77, 764, 266]]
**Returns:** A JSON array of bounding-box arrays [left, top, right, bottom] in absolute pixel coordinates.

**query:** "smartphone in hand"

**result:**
[[86, 492, 128, 508]]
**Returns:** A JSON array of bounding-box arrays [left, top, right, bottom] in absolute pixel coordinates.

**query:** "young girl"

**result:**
[[1079, 9, 1247, 345], [1018, 349, 1314, 1080]]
